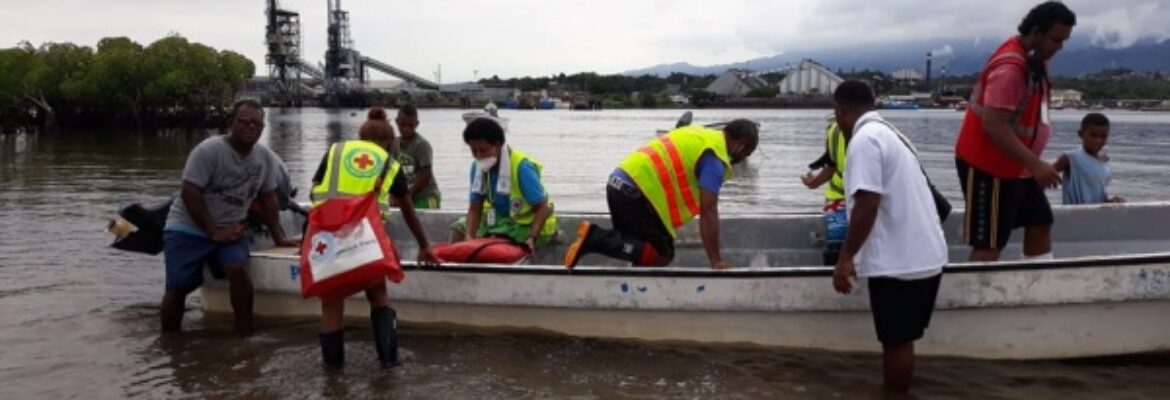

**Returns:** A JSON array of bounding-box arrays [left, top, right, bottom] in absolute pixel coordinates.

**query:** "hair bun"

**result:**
[[367, 107, 388, 121]]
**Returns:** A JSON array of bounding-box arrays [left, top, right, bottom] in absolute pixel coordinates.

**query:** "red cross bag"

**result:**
[[298, 192, 403, 301]]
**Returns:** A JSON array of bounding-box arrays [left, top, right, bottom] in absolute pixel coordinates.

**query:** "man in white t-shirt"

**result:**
[[830, 80, 948, 394]]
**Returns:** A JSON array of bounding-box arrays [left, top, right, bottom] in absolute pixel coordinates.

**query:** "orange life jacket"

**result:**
[[955, 37, 1050, 178]]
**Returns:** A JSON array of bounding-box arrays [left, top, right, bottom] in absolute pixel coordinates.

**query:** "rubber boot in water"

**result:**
[[370, 307, 399, 367], [319, 330, 345, 370]]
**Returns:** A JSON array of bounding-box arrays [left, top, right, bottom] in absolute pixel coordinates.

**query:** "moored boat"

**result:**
[[202, 203, 1170, 360]]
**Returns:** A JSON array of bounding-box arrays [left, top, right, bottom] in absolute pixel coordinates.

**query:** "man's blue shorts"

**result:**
[[163, 231, 249, 292]]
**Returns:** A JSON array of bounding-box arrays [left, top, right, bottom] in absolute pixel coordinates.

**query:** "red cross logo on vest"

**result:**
[[315, 241, 328, 255], [354, 153, 374, 170]]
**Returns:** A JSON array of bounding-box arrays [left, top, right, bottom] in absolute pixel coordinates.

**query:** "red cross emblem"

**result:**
[[315, 241, 328, 255], [353, 153, 374, 169]]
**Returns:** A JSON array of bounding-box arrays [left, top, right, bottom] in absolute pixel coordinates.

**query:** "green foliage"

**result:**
[[0, 34, 256, 129]]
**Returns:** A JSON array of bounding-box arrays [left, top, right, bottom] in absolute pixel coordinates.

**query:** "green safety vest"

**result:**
[[310, 140, 401, 216], [618, 125, 732, 237], [481, 147, 558, 240], [825, 122, 847, 201]]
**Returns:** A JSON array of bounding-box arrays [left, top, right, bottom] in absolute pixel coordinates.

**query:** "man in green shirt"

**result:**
[[394, 104, 441, 209]]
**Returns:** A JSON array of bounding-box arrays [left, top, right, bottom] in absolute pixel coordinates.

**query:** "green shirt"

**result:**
[[394, 134, 439, 199]]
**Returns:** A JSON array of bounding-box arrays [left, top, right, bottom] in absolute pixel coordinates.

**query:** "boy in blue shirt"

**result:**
[[1053, 113, 1124, 204]]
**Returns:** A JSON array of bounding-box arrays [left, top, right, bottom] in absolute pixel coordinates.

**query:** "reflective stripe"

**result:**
[[309, 141, 350, 202], [659, 136, 701, 216], [638, 146, 684, 228], [967, 51, 1039, 139]]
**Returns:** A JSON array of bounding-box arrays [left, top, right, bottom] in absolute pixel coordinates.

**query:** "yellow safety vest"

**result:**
[[825, 122, 847, 201], [310, 140, 401, 216], [618, 125, 732, 237], [481, 147, 558, 239]]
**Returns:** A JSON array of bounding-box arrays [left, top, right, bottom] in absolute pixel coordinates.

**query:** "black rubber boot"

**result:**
[[370, 307, 399, 367], [565, 221, 646, 268], [319, 330, 345, 370]]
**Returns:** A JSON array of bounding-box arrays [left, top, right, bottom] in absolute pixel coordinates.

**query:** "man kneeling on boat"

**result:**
[[564, 119, 759, 269]]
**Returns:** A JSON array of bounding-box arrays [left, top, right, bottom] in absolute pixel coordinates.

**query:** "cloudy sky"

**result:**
[[1, 0, 1167, 82]]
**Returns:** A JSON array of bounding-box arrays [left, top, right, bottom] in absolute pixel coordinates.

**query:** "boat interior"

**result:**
[[262, 202, 1170, 269]]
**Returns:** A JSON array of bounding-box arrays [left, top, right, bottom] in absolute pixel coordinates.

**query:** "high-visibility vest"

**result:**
[[825, 122, 847, 201], [618, 125, 732, 237], [481, 147, 558, 239], [310, 140, 401, 216], [955, 36, 1051, 178]]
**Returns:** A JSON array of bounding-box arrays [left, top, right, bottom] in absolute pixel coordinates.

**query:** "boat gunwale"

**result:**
[[253, 249, 1170, 278]]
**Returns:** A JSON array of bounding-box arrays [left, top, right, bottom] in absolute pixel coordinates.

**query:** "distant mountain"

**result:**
[[623, 35, 1170, 78]]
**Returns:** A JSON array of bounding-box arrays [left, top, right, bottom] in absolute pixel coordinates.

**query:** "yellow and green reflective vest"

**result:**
[[310, 140, 401, 216], [481, 147, 558, 240], [618, 125, 732, 237], [825, 122, 847, 201]]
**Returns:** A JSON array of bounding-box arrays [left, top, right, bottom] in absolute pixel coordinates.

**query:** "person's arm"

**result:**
[[180, 181, 220, 238], [179, 144, 239, 243], [409, 166, 435, 199], [408, 140, 435, 199], [397, 197, 438, 264], [1052, 153, 1069, 173], [526, 201, 552, 252], [983, 107, 1056, 185], [801, 165, 836, 189], [981, 66, 1060, 188], [310, 152, 328, 186], [698, 189, 728, 269], [833, 190, 880, 294], [465, 199, 484, 240], [515, 160, 552, 251], [258, 190, 296, 247], [693, 153, 729, 269]]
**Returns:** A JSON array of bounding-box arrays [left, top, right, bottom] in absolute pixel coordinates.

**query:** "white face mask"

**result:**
[[475, 157, 498, 172]]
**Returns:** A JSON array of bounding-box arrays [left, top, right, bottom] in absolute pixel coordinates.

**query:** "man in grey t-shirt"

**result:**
[[160, 100, 297, 336], [394, 104, 441, 209]]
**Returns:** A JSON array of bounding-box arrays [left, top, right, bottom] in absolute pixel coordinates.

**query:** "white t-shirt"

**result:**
[[844, 112, 948, 278]]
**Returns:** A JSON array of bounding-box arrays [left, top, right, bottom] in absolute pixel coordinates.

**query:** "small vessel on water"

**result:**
[[201, 203, 1170, 361], [879, 101, 920, 110]]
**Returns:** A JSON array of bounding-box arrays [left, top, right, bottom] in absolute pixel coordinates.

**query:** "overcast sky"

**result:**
[[1, 1, 1167, 82]]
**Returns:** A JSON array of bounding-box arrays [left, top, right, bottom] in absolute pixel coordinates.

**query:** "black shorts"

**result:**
[[606, 177, 674, 258], [868, 273, 942, 346], [956, 158, 1053, 250]]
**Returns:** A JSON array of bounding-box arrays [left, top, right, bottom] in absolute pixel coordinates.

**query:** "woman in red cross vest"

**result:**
[[309, 108, 438, 369]]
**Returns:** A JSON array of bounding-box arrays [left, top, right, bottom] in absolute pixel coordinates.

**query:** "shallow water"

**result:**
[[1, 108, 1168, 399]]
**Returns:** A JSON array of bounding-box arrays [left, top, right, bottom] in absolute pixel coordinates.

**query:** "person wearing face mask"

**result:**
[[564, 119, 759, 270], [450, 117, 558, 252], [954, 1, 1076, 263]]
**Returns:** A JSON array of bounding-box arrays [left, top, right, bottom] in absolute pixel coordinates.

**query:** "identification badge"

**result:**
[[486, 211, 497, 226]]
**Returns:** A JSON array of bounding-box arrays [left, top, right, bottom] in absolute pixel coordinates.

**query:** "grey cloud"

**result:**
[[0, 0, 1165, 81]]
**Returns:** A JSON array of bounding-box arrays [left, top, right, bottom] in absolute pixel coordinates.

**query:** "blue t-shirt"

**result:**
[[611, 152, 725, 194], [1062, 148, 1112, 205], [469, 160, 547, 219]]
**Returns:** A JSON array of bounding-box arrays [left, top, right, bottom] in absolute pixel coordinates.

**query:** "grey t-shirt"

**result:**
[[394, 134, 439, 198], [165, 136, 281, 234]]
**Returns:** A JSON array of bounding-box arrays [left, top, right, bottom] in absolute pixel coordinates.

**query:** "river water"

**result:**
[[1, 108, 1168, 399]]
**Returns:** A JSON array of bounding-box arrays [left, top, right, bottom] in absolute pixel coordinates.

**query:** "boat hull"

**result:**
[[199, 203, 1170, 359]]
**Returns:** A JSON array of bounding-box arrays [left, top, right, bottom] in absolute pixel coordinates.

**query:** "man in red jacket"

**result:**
[[954, 2, 1076, 262]]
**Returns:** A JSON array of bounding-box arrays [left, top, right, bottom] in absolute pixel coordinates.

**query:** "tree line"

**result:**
[[0, 35, 254, 132]]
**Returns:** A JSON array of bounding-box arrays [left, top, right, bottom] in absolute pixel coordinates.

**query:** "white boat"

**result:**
[[201, 203, 1170, 360]]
